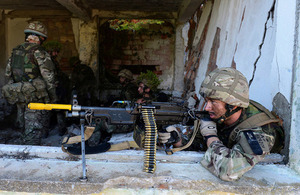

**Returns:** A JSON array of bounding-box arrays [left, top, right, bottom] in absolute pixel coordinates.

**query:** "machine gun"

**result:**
[[28, 96, 190, 180]]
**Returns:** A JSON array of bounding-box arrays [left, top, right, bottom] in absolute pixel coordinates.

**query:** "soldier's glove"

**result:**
[[198, 119, 218, 142], [158, 126, 181, 144]]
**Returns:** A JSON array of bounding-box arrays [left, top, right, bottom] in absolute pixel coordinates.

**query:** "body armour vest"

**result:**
[[11, 42, 41, 82]]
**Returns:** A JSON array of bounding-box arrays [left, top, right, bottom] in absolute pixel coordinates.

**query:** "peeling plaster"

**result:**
[[206, 27, 220, 75], [193, 1, 212, 47], [184, 0, 298, 173], [78, 17, 98, 75]]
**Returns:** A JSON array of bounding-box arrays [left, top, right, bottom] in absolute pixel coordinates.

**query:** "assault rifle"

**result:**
[[28, 96, 190, 180]]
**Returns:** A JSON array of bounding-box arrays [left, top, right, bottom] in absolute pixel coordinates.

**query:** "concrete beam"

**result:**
[[56, 0, 91, 22], [177, 0, 205, 24], [5, 9, 72, 18], [92, 10, 177, 19]]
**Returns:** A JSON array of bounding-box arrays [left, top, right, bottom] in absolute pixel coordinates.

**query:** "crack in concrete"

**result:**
[[249, 0, 276, 87]]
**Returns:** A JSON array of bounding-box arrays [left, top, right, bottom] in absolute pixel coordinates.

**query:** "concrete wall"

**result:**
[[184, 0, 292, 111], [290, 0, 300, 175]]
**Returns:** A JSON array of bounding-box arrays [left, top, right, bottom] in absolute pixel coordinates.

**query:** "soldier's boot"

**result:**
[[15, 103, 25, 129], [22, 128, 42, 145], [57, 112, 67, 136]]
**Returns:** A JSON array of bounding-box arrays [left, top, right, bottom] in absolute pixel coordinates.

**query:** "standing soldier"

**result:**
[[43, 40, 70, 135], [69, 56, 97, 106], [2, 21, 57, 145]]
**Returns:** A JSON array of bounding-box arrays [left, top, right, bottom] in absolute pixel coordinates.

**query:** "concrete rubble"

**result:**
[[0, 140, 300, 194]]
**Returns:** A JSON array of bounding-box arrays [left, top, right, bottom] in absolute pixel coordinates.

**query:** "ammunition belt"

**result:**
[[141, 108, 157, 173]]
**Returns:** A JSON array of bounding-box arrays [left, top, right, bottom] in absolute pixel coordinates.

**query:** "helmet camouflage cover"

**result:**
[[137, 70, 161, 91], [24, 21, 48, 38], [118, 69, 133, 80], [43, 40, 62, 52], [199, 67, 249, 108]]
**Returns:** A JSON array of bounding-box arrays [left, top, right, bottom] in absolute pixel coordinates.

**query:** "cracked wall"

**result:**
[[183, 0, 294, 109], [182, 0, 296, 166]]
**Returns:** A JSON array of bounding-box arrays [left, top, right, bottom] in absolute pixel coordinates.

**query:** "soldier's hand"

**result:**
[[198, 119, 217, 137], [158, 126, 181, 144]]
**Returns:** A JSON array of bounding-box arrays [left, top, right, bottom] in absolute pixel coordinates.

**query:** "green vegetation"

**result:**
[[137, 70, 162, 91], [108, 19, 165, 31]]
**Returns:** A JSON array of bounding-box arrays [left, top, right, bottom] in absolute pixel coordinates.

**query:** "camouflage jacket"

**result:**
[[119, 82, 138, 101], [5, 42, 57, 103], [200, 101, 284, 181]]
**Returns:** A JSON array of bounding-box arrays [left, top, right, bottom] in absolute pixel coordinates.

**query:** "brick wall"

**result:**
[[100, 22, 175, 81]]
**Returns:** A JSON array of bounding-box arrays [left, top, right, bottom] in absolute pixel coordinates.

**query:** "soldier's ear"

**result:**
[[232, 106, 238, 111], [226, 104, 237, 111]]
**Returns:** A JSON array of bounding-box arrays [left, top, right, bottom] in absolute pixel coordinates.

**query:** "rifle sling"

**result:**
[[61, 126, 95, 155], [109, 141, 139, 151]]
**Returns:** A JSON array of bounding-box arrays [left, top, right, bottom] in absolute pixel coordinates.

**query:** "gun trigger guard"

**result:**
[[165, 148, 173, 155]]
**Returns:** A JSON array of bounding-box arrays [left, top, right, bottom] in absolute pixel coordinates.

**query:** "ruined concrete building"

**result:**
[[0, 0, 300, 194]]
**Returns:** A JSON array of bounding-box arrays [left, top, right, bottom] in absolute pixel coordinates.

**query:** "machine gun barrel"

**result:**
[[28, 102, 188, 126]]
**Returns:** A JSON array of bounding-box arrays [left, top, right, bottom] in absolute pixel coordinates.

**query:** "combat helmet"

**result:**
[[200, 67, 249, 123], [118, 69, 133, 81], [24, 21, 48, 38]]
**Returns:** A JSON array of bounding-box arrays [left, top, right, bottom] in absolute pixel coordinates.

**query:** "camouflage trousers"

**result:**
[[55, 110, 67, 136], [22, 106, 50, 145]]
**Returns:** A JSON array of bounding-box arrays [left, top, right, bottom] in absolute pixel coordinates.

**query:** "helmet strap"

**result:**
[[215, 104, 241, 124]]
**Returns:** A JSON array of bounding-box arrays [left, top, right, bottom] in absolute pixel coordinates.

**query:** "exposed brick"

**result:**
[[122, 60, 132, 65], [112, 59, 122, 65], [206, 27, 220, 75], [132, 60, 143, 65]]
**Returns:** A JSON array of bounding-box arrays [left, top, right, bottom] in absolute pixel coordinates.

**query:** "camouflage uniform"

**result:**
[[89, 69, 137, 146], [178, 101, 284, 181], [119, 82, 138, 101], [54, 59, 70, 135], [198, 68, 284, 181], [2, 21, 57, 145], [44, 40, 70, 135], [155, 67, 284, 181]]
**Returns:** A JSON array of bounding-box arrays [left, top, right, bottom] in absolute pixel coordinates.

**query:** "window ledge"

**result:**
[[0, 144, 299, 194]]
